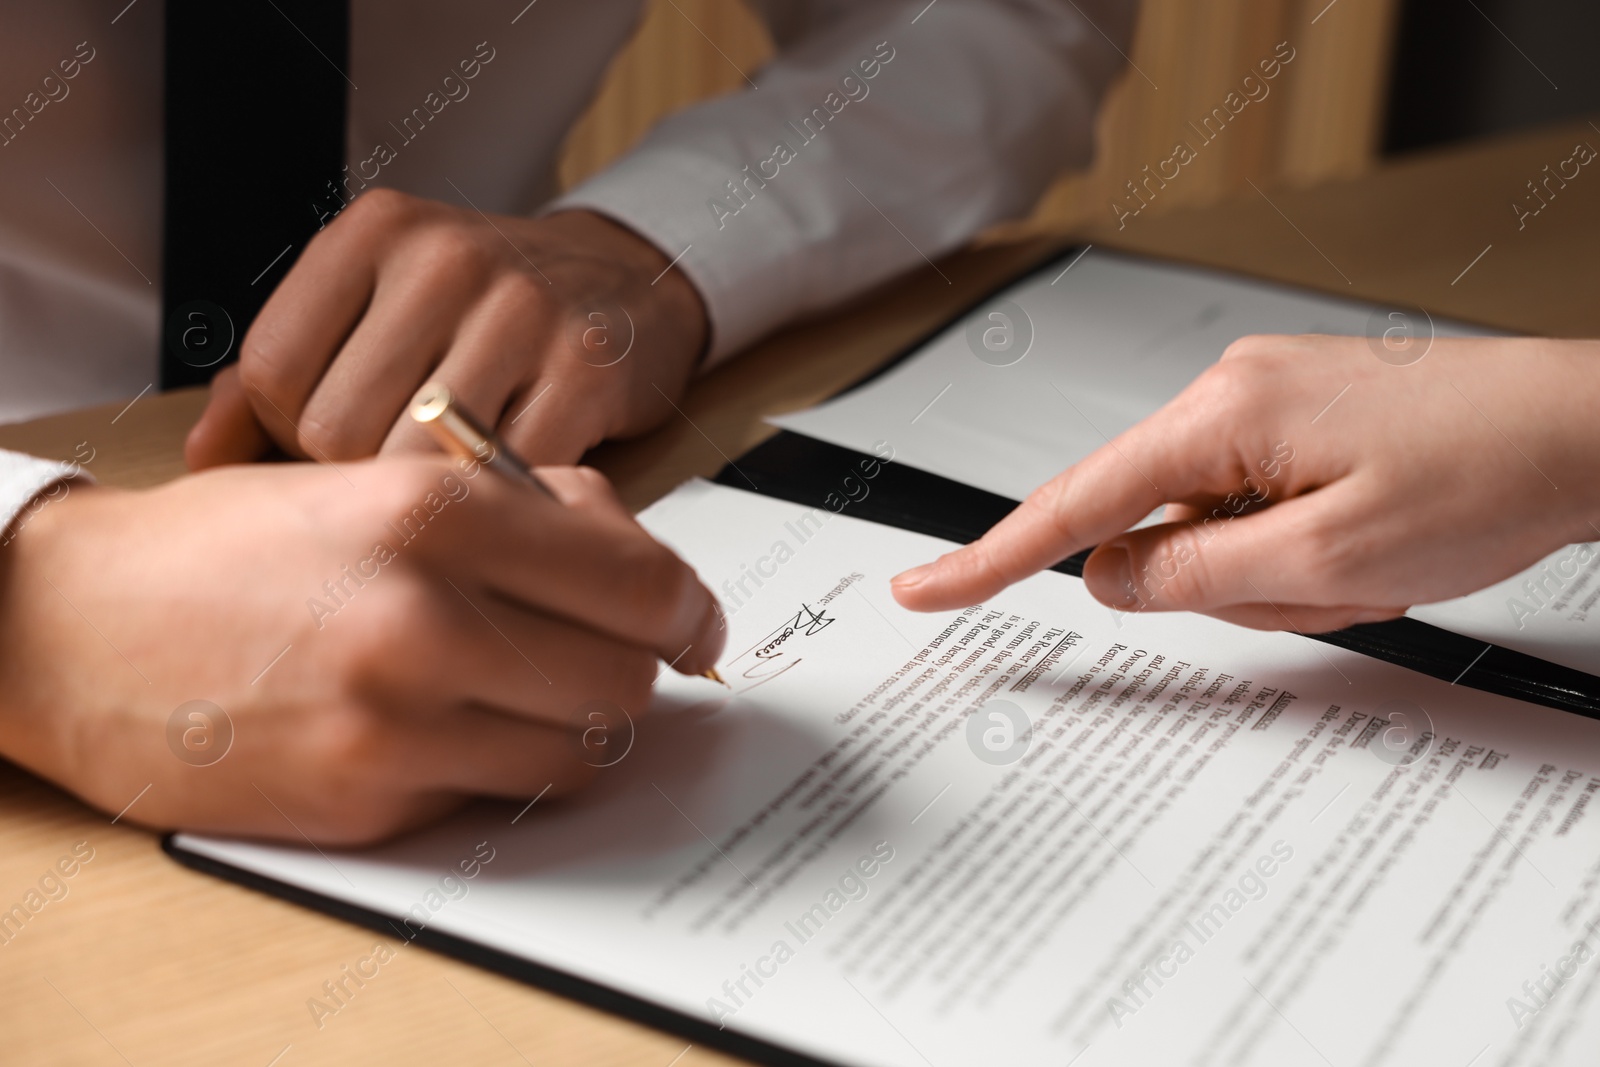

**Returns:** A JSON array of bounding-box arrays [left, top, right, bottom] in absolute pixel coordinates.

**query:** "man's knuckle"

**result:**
[[345, 186, 415, 229], [237, 336, 291, 402], [420, 226, 488, 278], [341, 579, 433, 681], [313, 704, 390, 771], [493, 268, 550, 309], [297, 411, 357, 461]]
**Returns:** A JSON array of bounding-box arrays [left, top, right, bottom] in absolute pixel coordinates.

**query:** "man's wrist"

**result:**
[[539, 209, 711, 368]]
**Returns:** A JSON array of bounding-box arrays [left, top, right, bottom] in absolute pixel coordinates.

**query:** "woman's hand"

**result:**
[[892, 334, 1600, 633]]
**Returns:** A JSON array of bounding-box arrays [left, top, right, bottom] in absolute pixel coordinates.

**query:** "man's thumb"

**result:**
[[184, 364, 272, 470]]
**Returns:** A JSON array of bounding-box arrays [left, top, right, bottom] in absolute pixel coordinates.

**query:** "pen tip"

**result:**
[[703, 668, 728, 686]]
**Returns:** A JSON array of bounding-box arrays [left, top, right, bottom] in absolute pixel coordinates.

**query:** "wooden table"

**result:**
[[2, 117, 1596, 1066]]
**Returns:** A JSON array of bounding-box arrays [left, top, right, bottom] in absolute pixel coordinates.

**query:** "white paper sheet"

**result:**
[[771, 249, 1600, 677], [178, 481, 1600, 1067], [1409, 544, 1600, 675]]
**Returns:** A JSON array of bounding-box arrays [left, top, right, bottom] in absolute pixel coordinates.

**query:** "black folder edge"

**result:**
[[163, 242, 1600, 1067], [160, 836, 842, 1067], [714, 430, 1600, 719]]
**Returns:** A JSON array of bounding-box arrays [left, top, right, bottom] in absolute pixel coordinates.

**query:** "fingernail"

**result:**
[[1091, 544, 1141, 609], [892, 563, 935, 589]]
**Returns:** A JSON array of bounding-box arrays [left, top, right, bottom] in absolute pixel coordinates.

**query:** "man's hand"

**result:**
[[0, 458, 724, 845], [891, 335, 1600, 633], [185, 199, 709, 469]]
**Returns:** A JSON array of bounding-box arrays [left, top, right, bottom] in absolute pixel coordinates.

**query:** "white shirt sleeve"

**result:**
[[0, 449, 91, 547], [550, 0, 1137, 364]]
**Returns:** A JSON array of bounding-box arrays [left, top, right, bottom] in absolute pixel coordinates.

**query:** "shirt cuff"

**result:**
[[548, 149, 805, 368], [0, 449, 92, 546]]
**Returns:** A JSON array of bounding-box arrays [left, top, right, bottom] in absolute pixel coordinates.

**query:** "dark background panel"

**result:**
[[1385, 0, 1600, 154]]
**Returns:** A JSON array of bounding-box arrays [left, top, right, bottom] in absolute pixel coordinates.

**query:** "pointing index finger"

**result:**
[[891, 439, 1173, 612]]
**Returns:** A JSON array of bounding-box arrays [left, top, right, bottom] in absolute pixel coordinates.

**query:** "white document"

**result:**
[[178, 481, 1600, 1066], [771, 249, 1600, 677], [1410, 545, 1600, 676]]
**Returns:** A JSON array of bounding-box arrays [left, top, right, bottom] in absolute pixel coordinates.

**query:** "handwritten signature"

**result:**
[[754, 603, 835, 660], [733, 603, 837, 688]]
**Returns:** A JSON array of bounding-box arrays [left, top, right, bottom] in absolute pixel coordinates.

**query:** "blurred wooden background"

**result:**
[[557, 0, 1403, 235]]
